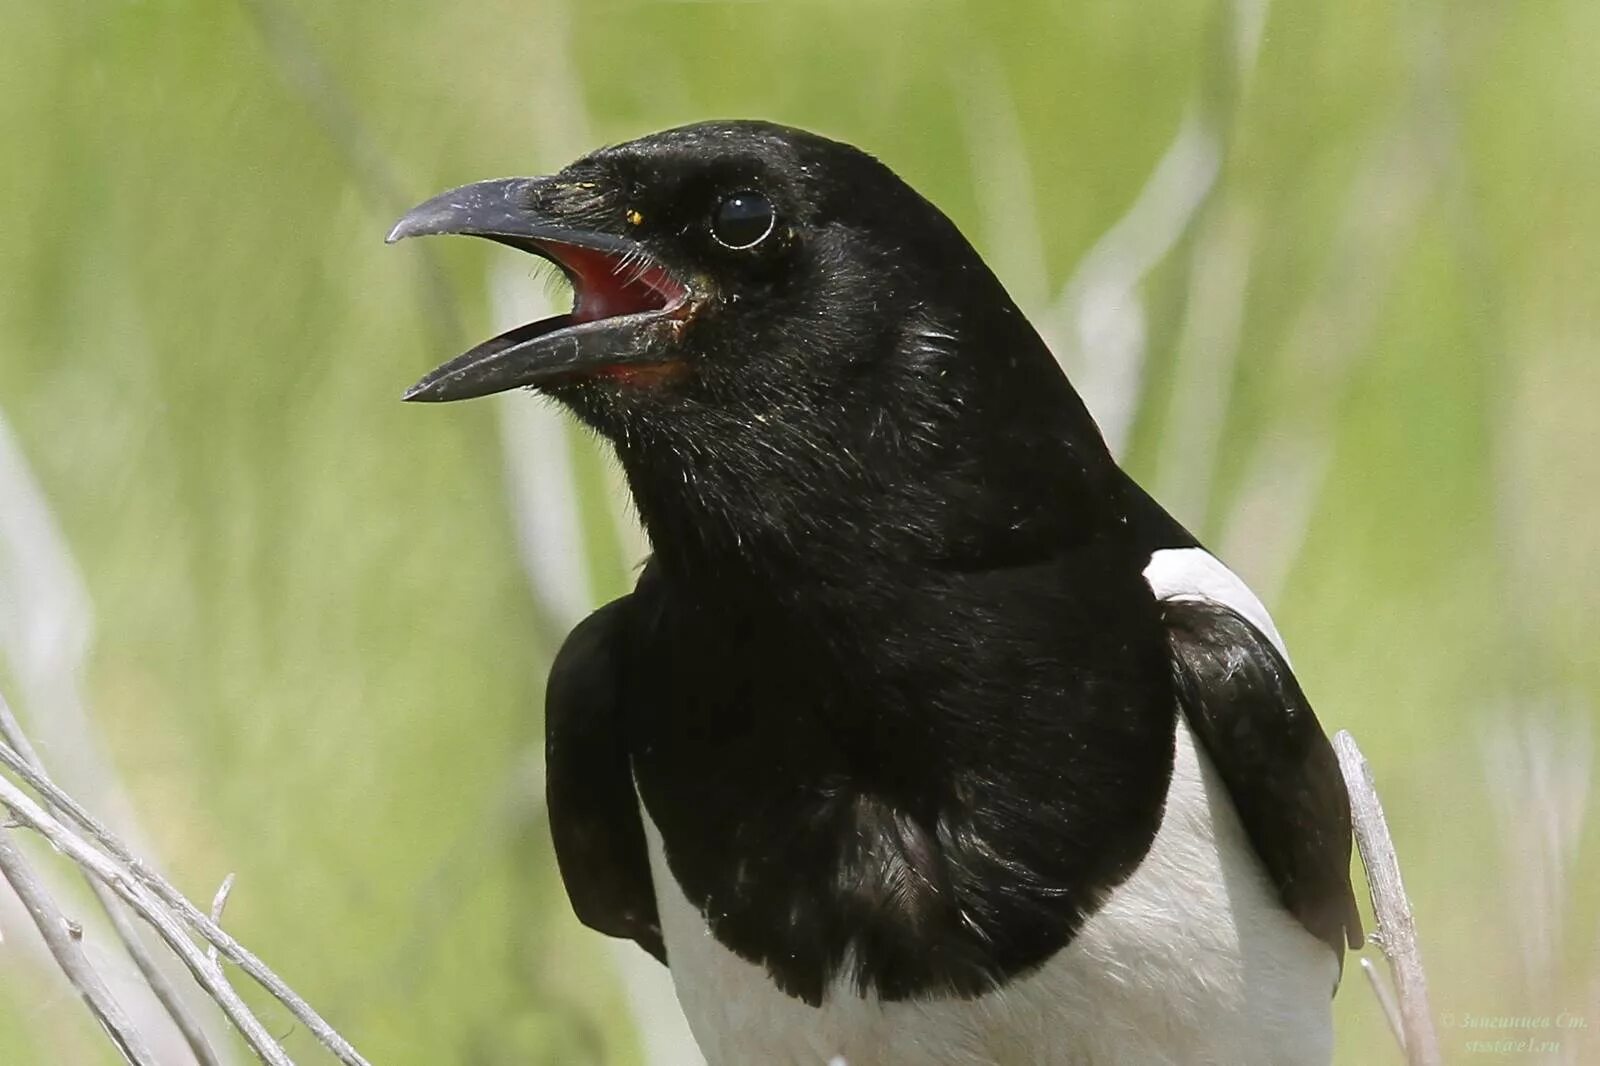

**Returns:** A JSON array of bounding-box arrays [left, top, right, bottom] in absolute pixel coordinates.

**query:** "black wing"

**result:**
[[545, 596, 665, 963], [1163, 597, 1364, 963]]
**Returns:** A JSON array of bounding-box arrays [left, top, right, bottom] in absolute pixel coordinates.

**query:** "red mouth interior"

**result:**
[[534, 240, 687, 324]]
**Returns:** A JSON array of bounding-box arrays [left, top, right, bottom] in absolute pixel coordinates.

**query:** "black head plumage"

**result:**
[[392, 120, 1128, 579]]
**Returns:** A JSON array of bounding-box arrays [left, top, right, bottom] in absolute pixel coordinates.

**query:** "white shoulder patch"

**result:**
[[1143, 547, 1290, 661]]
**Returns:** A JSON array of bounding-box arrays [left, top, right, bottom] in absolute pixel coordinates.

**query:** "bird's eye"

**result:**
[[710, 191, 776, 250]]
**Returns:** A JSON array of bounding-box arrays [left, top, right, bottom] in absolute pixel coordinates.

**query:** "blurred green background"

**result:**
[[1, 0, 1597, 1063]]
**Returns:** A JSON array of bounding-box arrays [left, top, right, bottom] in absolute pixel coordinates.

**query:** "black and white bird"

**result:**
[[389, 120, 1362, 1065]]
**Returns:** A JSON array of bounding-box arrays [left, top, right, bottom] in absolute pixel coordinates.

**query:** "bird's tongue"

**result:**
[[538, 241, 685, 324]]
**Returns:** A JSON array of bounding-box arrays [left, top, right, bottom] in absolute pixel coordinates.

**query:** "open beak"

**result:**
[[387, 177, 692, 402]]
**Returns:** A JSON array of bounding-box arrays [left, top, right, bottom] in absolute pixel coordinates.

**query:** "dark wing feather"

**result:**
[[545, 596, 665, 963], [1163, 597, 1364, 963]]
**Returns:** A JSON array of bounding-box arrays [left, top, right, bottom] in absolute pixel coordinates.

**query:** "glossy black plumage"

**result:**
[[544, 599, 664, 964], [394, 119, 1361, 1012], [1164, 598, 1365, 960]]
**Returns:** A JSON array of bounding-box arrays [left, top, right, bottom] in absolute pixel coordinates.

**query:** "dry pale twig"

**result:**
[[0, 831, 159, 1065], [94, 872, 228, 1066], [200, 870, 253, 1055], [1, 410, 237, 1062], [208, 873, 237, 970], [0, 691, 226, 1066], [0, 737, 371, 1066], [1334, 730, 1442, 1066], [1361, 956, 1407, 1051], [0, 765, 296, 1064]]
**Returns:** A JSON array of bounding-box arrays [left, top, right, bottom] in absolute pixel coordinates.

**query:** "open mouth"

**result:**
[[542, 239, 689, 326], [387, 176, 696, 402], [428, 236, 694, 393], [486, 234, 691, 341]]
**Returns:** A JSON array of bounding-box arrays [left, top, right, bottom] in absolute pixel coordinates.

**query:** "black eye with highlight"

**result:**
[[710, 191, 776, 250]]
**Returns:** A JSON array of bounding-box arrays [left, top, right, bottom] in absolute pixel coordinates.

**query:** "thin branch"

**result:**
[[0, 768, 295, 1066], [0, 738, 371, 1066], [1, 409, 236, 1063], [1334, 731, 1442, 1066], [208, 873, 237, 970], [0, 832, 159, 1065], [199, 870, 253, 1060], [91, 874, 226, 1066], [1361, 956, 1406, 1051], [0, 692, 225, 1066]]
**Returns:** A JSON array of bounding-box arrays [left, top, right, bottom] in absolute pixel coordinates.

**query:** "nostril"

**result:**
[[517, 180, 550, 210]]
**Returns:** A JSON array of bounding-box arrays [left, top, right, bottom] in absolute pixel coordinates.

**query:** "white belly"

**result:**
[[641, 719, 1337, 1066]]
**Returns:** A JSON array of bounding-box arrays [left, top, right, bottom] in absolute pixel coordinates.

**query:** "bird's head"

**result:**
[[391, 121, 1116, 572]]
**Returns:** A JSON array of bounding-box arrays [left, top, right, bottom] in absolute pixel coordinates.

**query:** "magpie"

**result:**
[[388, 120, 1363, 1065]]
